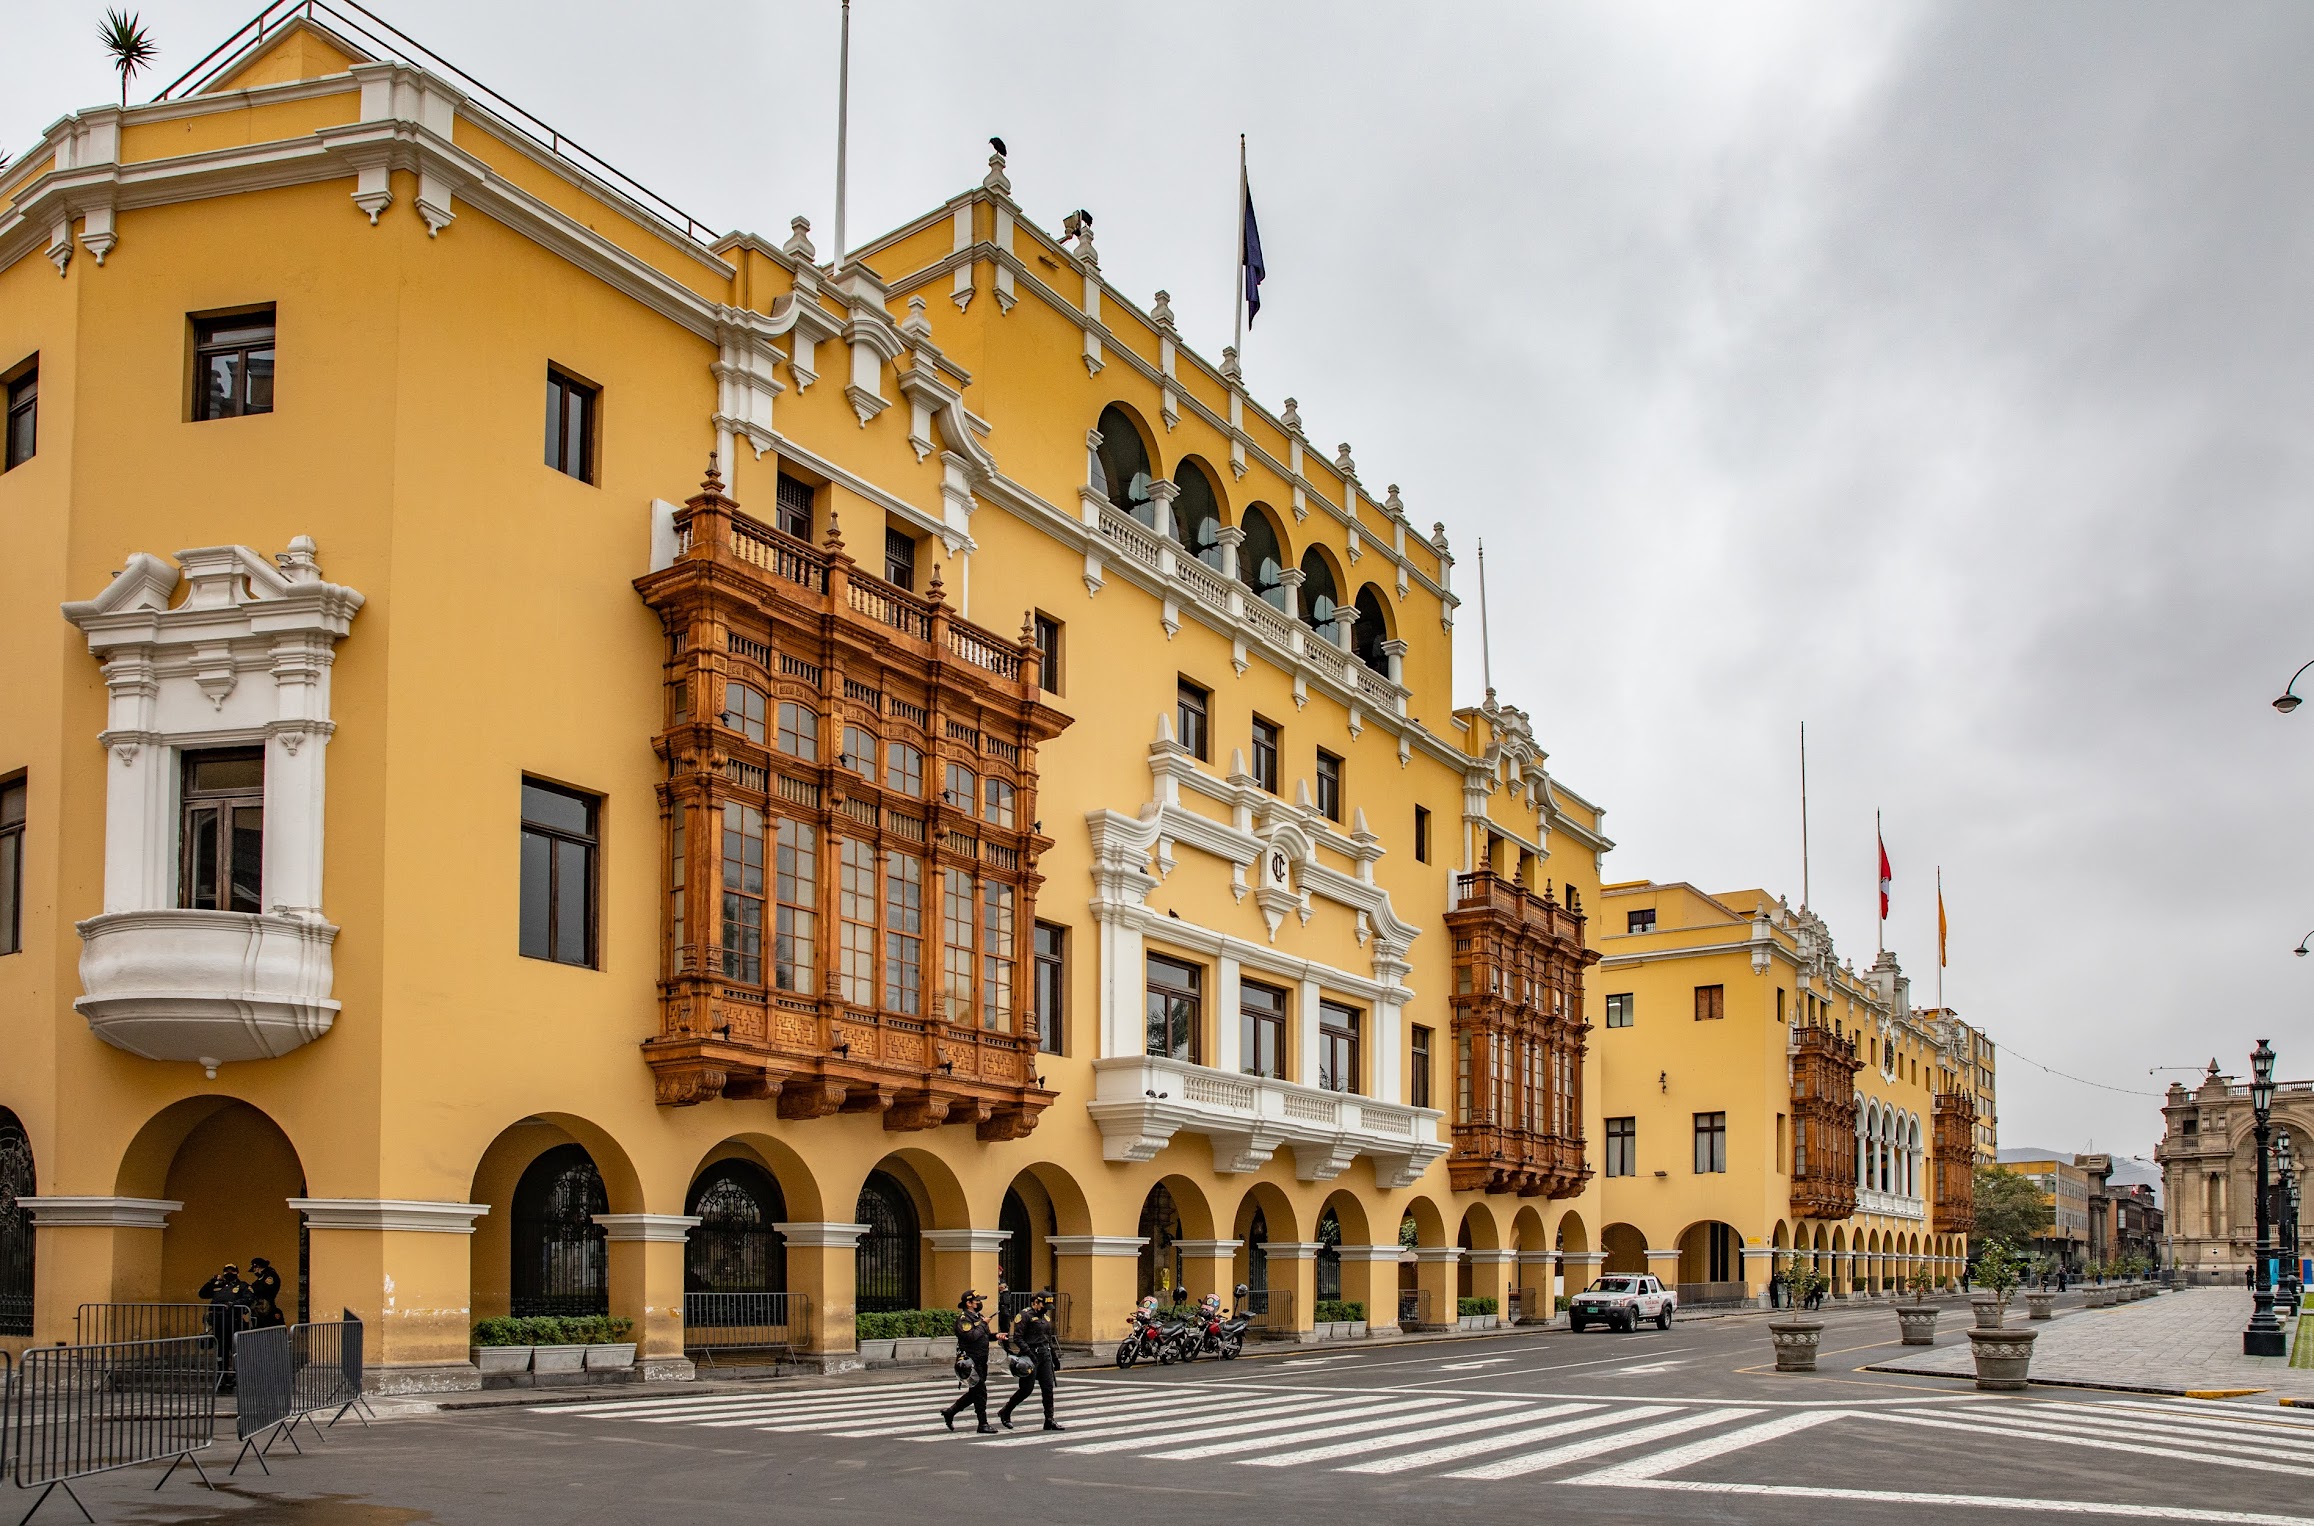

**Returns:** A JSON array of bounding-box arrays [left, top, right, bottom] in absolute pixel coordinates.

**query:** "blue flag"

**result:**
[[1242, 187, 1266, 326]]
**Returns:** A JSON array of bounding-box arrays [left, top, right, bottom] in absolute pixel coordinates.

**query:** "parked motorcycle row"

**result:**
[[1114, 1285, 1254, 1367]]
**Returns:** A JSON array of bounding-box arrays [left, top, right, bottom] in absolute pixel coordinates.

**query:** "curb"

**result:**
[[1861, 1361, 2277, 1401]]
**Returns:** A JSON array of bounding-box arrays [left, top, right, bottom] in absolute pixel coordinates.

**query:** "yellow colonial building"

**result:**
[[0, 15, 1617, 1387], [1590, 882, 1976, 1301]]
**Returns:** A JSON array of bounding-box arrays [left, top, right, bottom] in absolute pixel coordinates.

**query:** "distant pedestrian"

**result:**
[[998, 1291, 1063, 1433], [939, 1290, 997, 1434]]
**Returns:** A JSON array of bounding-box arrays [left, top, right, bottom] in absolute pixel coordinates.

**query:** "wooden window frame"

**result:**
[[774, 472, 816, 541], [1240, 979, 1288, 1081], [772, 818, 818, 994], [521, 776, 599, 968], [1250, 716, 1280, 794], [1605, 1116, 1637, 1177], [181, 747, 265, 914], [3, 357, 35, 472], [1604, 992, 1634, 1029], [190, 307, 276, 422], [1627, 907, 1655, 933], [1693, 984, 1725, 1022], [1032, 613, 1062, 696], [1318, 1000, 1361, 1095], [544, 364, 598, 483], [882, 849, 925, 1014], [1176, 679, 1210, 763], [884, 742, 924, 797], [1315, 749, 1342, 823], [1693, 1110, 1728, 1174], [0, 773, 24, 955], [840, 725, 877, 778], [1033, 920, 1066, 1055], [1413, 804, 1430, 864], [1145, 953, 1202, 1063], [719, 801, 765, 984], [883, 528, 917, 590]]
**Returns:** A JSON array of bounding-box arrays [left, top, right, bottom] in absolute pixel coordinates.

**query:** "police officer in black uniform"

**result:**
[[939, 1290, 998, 1433], [246, 1257, 287, 1330], [997, 1291, 1063, 1432]]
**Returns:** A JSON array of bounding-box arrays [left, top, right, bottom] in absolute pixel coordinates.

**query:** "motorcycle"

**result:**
[[1114, 1308, 1167, 1369]]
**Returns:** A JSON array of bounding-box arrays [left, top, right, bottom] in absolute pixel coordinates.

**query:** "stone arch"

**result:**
[[1352, 584, 1393, 674], [0, 1106, 31, 1337], [1229, 1180, 1298, 1298], [115, 1097, 308, 1320], [861, 1146, 971, 1233], [1137, 1173, 1217, 1302], [683, 1156, 787, 1296], [1239, 503, 1291, 611], [1771, 1220, 1790, 1250], [1298, 544, 1346, 636], [1676, 1220, 1743, 1293], [1601, 1222, 1648, 1276], [1399, 1193, 1449, 1248], [1171, 455, 1228, 572], [467, 1112, 644, 1323], [1095, 401, 1159, 524], [1510, 1204, 1549, 1254], [997, 1163, 1089, 1300], [685, 1133, 826, 1223], [1552, 1209, 1591, 1257], [1457, 1201, 1504, 1252]]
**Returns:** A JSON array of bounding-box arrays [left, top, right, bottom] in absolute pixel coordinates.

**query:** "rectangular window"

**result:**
[[1176, 679, 1210, 762], [1627, 907, 1655, 934], [840, 725, 876, 777], [1319, 1001, 1361, 1094], [182, 748, 265, 915], [775, 472, 815, 541], [775, 701, 819, 761], [883, 851, 923, 1013], [1250, 717, 1280, 794], [942, 867, 977, 1024], [718, 802, 764, 983], [1033, 921, 1066, 1055], [1413, 805, 1430, 864], [1693, 1111, 1728, 1174], [0, 775, 22, 955], [1693, 984, 1725, 1022], [1033, 614, 1063, 696], [193, 309, 276, 421], [1240, 979, 1287, 1080], [773, 819, 817, 993], [982, 778, 1016, 828], [1145, 953, 1201, 1063], [544, 365, 596, 482], [1776, 987, 1787, 1024], [837, 838, 877, 1004], [1410, 1024, 1432, 1109], [519, 777, 595, 967], [944, 761, 978, 816], [1605, 1116, 1637, 1178], [885, 742, 924, 797], [723, 682, 767, 744], [884, 528, 917, 590], [1316, 750, 1342, 823], [1776, 1113, 1788, 1174], [667, 806, 685, 974], [981, 881, 1015, 1031], [3, 359, 35, 471], [1604, 992, 1635, 1029], [1456, 1031, 1474, 1122]]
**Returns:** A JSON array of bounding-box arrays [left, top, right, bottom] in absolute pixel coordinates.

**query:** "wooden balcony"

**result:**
[[1447, 1123, 1590, 1198]]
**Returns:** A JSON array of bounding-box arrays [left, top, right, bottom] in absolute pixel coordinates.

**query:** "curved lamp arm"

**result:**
[[2297, 930, 2314, 957], [2276, 659, 2314, 713]]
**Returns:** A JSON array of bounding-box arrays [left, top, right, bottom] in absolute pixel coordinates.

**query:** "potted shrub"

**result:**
[[527, 1317, 590, 1382], [470, 1316, 536, 1381], [576, 1315, 637, 1373], [1457, 1296, 1500, 1331], [1966, 1241, 2036, 1391], [1770, 1254, 1829, 1372], [1895, 1267, 1939, 1345], [1315, 1299, 1367, 1339], [855, 1310, 902, 1363], [893, 1308, 945, 1362]]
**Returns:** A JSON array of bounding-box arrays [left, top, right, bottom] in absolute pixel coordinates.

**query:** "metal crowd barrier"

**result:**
[[74, 1303, 248, 1349], [1242, 1286, 1294, 1338], [228, 1313, 371, 1475], [1397, 1287, 1437, 1331], [4, 1335, 220, 1520], [684, 1292, 809, 1369], [995, 1290, 1071, 1337]]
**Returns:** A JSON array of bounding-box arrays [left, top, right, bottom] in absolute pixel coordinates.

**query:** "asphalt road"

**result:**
[[34, 1301, 2314, 1525]]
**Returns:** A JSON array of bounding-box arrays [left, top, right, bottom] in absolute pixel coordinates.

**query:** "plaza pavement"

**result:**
[[1867, 1285, 2314, 1399]]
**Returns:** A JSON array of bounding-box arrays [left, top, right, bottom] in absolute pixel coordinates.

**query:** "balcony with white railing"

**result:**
[[1086, 1055, 1445, 1189], [1857, 1188, 1927, 1221]]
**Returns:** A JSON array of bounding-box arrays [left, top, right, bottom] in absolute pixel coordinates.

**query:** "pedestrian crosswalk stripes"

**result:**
[[544, 1377, 2314, 1491]]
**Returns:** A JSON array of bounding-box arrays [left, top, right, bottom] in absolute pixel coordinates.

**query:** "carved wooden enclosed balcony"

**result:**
[[1931, 1091, 1977, 1234], [1443, 870, 1597, 1197], [1787, 1021, 1862, 1221], [633, 467, 1071, 1139]]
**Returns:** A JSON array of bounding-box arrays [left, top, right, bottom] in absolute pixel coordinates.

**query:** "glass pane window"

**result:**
[[544, 367, 596, 482], [981, 881, 1014, 1032], [942, 867, 977, 1024], [944, 762, 977, 816], [882, 851, 923, 1013], [722, 683, 767, 744], [1409, 1024, 1431, 1109], [1316, 751, 1342, 823], [1241, 980, 1287, 1080], [3, 363, 34, 472], [193, 310, 276, 421], [1693, 1111, 1728, 1174], [1033, 921, 1066, 1055], [1145, 954, 1200, 1063], [0, 776, 21, 954], [1033, 615, 1062, 695], [1606, 1117, 1637, 1177], [884, 529, 917, 590], [841, 725, 877, 777], [520, 777, 597, 966], [982, 778, 1016, 828], [1251, 718, 1279, 794], [181, 748, 265, 915], [1176, 680, 1209, 762], [719, 802, 765, 984], [1605, 993, 1635, 1029], [775, 701, 818, 760], [885, 743, 924, 797], [775, 472, 814, 540], [773, 819, 816, 993], [837, 838, 877, 1005], [1319, 1002, 1361, 1094]]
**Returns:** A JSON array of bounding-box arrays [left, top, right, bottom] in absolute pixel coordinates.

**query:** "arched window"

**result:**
[[1137, 1184, 1183, 1301], [1096, 406, 1155, 528], [1353, 585, 1391, 674], [1172, 460, 1224, 571], [1315, 1206, 1343, 1301], [1245, 1206, 1270, 1295], [512, 1144, 608, 1317], [1299, 548, 1340, 636], [1239, 506, 1288, 610], [855, 1170, 920, 1313], [0, 1108, 33, 1336], [998, 1188, 1032, 1295], [685, 1159, 787, 1294]]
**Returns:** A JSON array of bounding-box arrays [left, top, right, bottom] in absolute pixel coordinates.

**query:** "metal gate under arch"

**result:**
[[511, 1143, 608, 1317], [686, 1159, 787, 1293], [855, 1171, 920, 1314], [0, 1108, 33, 1335]]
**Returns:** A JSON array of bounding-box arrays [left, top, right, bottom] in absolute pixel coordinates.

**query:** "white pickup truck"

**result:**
[[1566, 1274, 1677, 1332]]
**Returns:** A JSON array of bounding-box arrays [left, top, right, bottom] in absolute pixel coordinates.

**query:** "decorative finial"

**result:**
[[983, 137, 1011, 195], [1220, 346, 1242, 383], [1281, 397, 1302, 434], [901, 294, 934, 345], [1062, 209, 1097, 267], [1020, 610, 1036, 645], [702, 452, 725, 496], [1430, 520, 1449, 553], [274, 535, 319, 582], [783, 216, 816, 262], [1384, 484, 1404, 519], [1151, 289, 1175, 331], [822, 507, 845, 554], [1335, 442, 1357, 478], [928, 562, 946, 603]]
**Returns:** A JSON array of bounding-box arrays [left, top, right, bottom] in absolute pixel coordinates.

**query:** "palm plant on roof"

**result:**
[[100, 10, 159, 109]]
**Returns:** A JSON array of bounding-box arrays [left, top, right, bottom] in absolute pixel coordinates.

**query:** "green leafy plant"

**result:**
[[1778, 1253, 1829, 1309], [1904, 1265, 1936, 1304], [1975, 1239, 2026, 1306], [100, 9, 158, 108], [470, 1314, 632, 1347], [1970, 1165, 2054, 1254], [1314, 1299, 1365, 1325], [1554, 1294, 1573, 1313], [855, 1308, 964, 1342], [1456, 1296, 1498, 1317]]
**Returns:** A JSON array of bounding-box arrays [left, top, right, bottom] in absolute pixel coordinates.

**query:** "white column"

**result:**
[[1098, 914, 1146, 1060], [1214, 954, 1243, 1075], [1296, 976, 1323, 1089]]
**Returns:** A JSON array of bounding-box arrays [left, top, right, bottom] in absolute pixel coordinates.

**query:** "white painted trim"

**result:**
[[1409, 1246, 1466, 1265], [772, 1221, 873, 1249], [290, 1199, 490, 1234], [19, 1196, 182, 1229], [1046, 1235, 1149, 1259], [593, 1213, 702, 1243], [1171, 1240, 1246, 1257], [921, 1229, 1012, 1254]]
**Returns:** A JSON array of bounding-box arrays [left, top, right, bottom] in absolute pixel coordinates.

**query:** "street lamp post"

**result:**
[[2245, 1040, 2287, 1357]]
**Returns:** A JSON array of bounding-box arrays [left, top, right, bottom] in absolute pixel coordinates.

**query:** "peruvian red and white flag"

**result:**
[[1877, 826, 1893, 919]]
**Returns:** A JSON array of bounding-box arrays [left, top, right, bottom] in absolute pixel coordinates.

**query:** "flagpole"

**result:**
[[1937, 865, 1945, 1010], [832, 0, 852, 271], [1799, 722, 1810, 910], [1876, 808, 1884, 954], [1234, 134, 1247, 358]]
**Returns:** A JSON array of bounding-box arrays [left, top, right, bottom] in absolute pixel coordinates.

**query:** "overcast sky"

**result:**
[[15, 1, 2313, 1172]]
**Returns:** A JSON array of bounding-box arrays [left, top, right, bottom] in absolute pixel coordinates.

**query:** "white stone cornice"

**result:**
[[772, 1221, 873, 1248], [19, 1196, 182, 1229], [1334, 1244, 1410, 1265], [290, 1199, 490, 1234], [1046, 1235, 1150, 1259], [1409, 1246, 1466, 1265], [921, 1228, 1013, 1254], [1259, 1241, 1326, 1260], [593, 1213, 702, 1243], [1172, 1240, 1245, 1257]]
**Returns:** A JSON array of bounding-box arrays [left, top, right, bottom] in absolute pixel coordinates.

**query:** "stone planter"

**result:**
[[2025, 1292, 2056, 1321], [1769, 1319, 1825, 1372], [1456, 1314, 1500, 1331], [1971, 1298, 2007, 1329], [891, 1337, 936, 1362], [1967, 1326, 2037, 1391], [1894, 1306, 1940, 1346], [2086, 1288, 2112, 1309], [1311, 1320, 1369, 1341], [856, 1338, 897, 1363], [530, 1345, 588, 1383], [584, 1342, 636, 1372], [470, 1346, 533, 1376]]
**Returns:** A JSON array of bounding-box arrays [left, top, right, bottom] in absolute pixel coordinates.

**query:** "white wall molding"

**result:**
[[772, 1221, 872, 1249], [921, 1228, 1012, 1254], [1046, 1235, 1149, 1259], [593, 1213, 702, 1243], [19, 1196, 182, 1229], [291, 1199, 491, 1234]]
